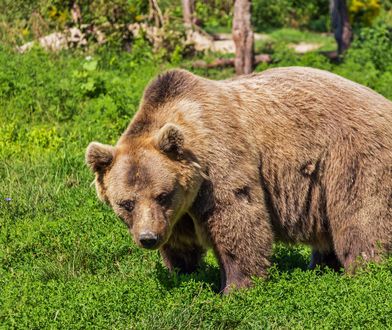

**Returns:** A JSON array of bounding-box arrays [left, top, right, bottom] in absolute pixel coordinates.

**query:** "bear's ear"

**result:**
[[155, 123, 184, 157], [86, 142, 115, 173]]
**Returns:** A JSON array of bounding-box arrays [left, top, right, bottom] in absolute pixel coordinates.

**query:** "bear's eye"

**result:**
[[118, 200, 135, 212], [156, 192, 171, 206]]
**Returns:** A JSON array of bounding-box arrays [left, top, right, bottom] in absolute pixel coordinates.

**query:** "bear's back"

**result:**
[[124, 67, 392, 154], [222, 66, 392, 120], [213, 67, 392, 151]]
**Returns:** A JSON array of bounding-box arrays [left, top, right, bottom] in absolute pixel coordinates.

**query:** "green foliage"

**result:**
[[345, 21, 392, 72], [267, 45, 333, 70], [349, 0, 382, 26], [252, 0, 330, 32], [0, 45, 162, 147], [195, 0, 233, 32], [155, 12, 191, 63], [0, 0, 148, 46], [332, 21, 392, 96], [189, 0, 331, 33]]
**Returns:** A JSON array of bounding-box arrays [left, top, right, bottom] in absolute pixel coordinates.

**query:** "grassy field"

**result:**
[[254, 28, 336, 53], [1, 37, 392, 329]]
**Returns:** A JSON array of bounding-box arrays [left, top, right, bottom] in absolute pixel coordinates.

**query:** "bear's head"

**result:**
[[86, 123, 203, 250]]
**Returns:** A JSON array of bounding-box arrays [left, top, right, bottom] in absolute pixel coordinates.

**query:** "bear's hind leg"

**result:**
[[332, 224, 379, 273], [159, 213, 205, 274]]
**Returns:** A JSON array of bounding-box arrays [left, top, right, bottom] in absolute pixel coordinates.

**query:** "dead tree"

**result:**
[[149, 0, 164, 28], [71, 3, 82, 25], [232, 0, 254, 75], [331, 0, 352, 55], [182, 0, 195, 30]]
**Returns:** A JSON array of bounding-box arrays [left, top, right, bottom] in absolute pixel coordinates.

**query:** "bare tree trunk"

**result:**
[[232, 0, 254, 75], [331, 0, 352, 55], [149, 0, 164, 28], [182, 0, 195, 30], [71, 2, 82, 25]]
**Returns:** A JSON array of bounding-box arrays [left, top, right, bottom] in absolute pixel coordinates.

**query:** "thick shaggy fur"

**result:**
[[86, 67, 392, 293]]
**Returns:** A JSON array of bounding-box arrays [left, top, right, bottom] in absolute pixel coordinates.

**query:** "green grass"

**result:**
[[200, 27, 336, 54], [1, 36, 392, 328], [268, 28, 333, 44], [265, 28, 336, 52]]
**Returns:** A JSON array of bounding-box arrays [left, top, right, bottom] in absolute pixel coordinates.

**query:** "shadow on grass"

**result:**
[[155, 260, 222, 292], [271, 244, 310, 273], [155, 244, 315, 292]]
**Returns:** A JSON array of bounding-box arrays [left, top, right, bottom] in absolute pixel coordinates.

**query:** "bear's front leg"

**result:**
[[208, 202, 273, 294], [159, 213, 205, 274]]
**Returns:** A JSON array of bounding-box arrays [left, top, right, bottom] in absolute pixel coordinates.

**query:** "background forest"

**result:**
[[1, 1, 392, 328]]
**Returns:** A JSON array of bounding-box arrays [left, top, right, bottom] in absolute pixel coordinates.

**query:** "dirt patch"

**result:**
[[197, 33, 321, 54], [288, 42, 322, 54]]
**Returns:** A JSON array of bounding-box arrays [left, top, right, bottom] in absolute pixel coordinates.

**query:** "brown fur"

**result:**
[[86, 67, 392, 293]]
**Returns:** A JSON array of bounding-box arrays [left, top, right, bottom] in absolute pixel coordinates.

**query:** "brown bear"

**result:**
[[86, 67, 392, 293]]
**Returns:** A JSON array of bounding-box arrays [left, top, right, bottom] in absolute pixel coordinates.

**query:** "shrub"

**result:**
[[195, 0, 233, 32], [252, 0, 330, 32], [344, 21, 392, 72], [0, 0, 148, 47], [349, 0, 382, 27]]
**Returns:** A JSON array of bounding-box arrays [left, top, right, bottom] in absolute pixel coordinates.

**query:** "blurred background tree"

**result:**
[[233, 0, 254, 74], [0, 0, 390, 73], [331, 0, 353, 55]]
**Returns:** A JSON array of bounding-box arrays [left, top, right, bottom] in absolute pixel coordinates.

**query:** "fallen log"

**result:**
[[191, 53, 271, 69]]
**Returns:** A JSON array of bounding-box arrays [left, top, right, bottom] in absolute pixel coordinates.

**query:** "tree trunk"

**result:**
[[182, 0, 195, 30], [331, 0, 352, 55], [232, 0, 254, 75], [149, 0, 164, 28], [71, 2, 82, 25]]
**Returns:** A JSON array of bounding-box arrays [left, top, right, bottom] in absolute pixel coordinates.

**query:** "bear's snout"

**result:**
[[139, 231, 159, 249]]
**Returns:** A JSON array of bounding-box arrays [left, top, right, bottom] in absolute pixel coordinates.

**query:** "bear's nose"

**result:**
[[139, 232, 158, 249]]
